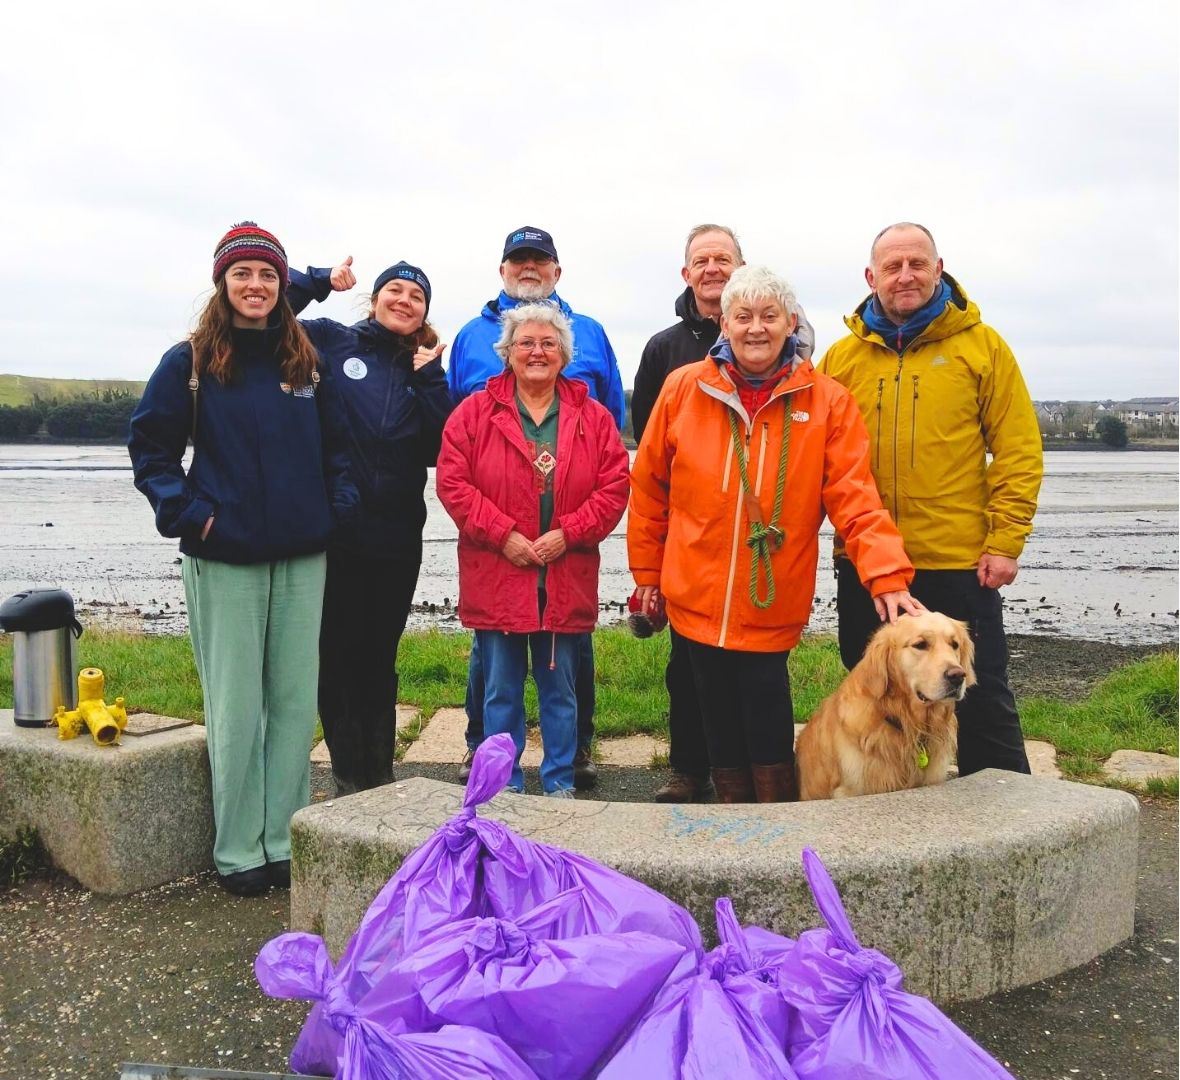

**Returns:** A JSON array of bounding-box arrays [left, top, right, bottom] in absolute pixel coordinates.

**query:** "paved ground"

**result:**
[[0, 759, 1174, 1080]]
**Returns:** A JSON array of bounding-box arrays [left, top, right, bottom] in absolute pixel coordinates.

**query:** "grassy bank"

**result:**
[[1, 628, 1175, 787]]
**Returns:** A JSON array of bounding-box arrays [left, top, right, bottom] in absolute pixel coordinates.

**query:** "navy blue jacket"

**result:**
[[288, 267, 454, 562], [128, 325, 358, 565]]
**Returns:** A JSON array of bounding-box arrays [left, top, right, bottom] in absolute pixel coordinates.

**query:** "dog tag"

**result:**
[[916, 743, 930, 769]]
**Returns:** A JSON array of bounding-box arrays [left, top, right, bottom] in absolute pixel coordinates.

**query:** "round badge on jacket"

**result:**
[[343, 358, 368, 380]]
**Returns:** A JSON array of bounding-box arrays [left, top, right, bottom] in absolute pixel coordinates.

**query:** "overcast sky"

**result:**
[[1, 1, 1175, 401]]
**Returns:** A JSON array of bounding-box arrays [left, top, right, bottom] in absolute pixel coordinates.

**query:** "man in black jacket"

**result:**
[[632, 224, 814, 802]]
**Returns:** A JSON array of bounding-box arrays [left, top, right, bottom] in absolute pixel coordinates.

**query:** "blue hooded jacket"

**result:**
[[446, 290, 627, 429], [288, 267, 454, 562], [128, 325, 358, 565]]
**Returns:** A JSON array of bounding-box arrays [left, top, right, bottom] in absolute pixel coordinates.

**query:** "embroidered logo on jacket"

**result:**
[[931, 355, 947, 367], [791, 410, 810, 422]]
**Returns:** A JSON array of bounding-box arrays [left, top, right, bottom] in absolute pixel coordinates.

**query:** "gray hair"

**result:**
[[493, 301, 575, 367], [869, 222, 939, 265], [720, 265, 798, 319], [684, 223, 744, 265]]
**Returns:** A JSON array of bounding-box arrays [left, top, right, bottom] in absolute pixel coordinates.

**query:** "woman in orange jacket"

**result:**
[[628, 266, 922, 804]]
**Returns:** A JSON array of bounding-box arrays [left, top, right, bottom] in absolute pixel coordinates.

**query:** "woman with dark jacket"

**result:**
[[129, 222, 357, 896], [286, 259, 453, 794], [436, 302, 629, 797]]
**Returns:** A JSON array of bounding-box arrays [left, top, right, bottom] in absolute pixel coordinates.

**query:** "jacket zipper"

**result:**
[[910, 374, 920, 469], [754, 422, 769, 496], [874, 378, 885, 470], [717, 391, 797, 647], [891, 357, 903, 523]]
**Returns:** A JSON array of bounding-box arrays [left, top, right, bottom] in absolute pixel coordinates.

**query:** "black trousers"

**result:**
[[683, 638, 794, 769], [835, 558, 1030, 776], [666, 626, 711, 780], [318, 549, 420, 792]]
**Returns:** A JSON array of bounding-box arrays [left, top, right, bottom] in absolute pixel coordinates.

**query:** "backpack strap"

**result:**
[[188, 346, 200, 443]]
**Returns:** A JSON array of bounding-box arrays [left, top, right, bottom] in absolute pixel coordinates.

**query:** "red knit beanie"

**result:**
[[212, 221, 288, 289]]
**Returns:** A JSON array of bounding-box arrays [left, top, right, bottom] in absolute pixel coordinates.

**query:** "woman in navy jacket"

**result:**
[[129, 222, 357, 896], [287, 258, 453, 794]]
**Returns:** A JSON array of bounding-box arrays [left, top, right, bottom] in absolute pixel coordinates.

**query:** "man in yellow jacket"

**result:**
[[820, 223, 1043, 776]]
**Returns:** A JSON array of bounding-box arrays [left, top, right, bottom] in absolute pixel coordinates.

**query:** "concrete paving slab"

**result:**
[[312, 706, 420, 764], [291, 768, 1140, 1005], [1025, 739, 1061, 779], [1103, 749, 1179, 785]]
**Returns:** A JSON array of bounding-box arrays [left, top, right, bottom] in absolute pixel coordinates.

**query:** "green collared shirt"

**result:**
[[517, 392, 559, 590]]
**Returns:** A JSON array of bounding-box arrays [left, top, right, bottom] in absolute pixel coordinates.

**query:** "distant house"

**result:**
[[1112, 397, 1179, 427]]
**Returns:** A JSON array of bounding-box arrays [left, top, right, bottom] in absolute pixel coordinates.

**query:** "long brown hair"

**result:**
[[190, 279, 319, 387]]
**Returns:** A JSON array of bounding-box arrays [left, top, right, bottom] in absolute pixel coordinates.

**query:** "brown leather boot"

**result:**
[[711, 766, 755, 804], [751, 762, 798, 803], [654, 771, 712, 803]]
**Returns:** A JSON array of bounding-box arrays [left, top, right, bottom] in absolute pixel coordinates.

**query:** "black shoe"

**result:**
[[267, 859, 291, 889], [573, 746, 598, 790], [218, 867, 269, 897], [457, 748, 475, 783]]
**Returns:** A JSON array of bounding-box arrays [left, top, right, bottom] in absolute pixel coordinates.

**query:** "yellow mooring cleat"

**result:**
[[53, 668, 128, 746]]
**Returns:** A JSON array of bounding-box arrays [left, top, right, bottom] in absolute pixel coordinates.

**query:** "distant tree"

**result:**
[[45, 397, 139, 439], [29, 393, 61, 420], [1095, 415, 1128, 448], [93, 386, 135, 403], [0, 405, 42, 438]]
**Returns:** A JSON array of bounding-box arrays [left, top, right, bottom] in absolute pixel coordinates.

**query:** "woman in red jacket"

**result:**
[[437, 303, 630, 797]]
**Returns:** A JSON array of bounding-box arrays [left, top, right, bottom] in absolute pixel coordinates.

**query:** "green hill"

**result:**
[[0, 374, 146, 407]]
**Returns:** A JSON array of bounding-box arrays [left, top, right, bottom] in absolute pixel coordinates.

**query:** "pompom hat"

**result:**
[[212, 221, 288, 290]]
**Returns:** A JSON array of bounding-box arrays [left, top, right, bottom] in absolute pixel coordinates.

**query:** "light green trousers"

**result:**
[[182, 553, 326, 876]]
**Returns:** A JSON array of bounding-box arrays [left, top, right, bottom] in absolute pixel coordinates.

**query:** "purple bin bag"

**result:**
[[778, 847, 1016, 1080], [599, 898, 800, 1080], [255, 933, 536, 1079], [361, 887, 687, 1078], [712, 896, 797, 1050], [286, 734, 701, 1074]]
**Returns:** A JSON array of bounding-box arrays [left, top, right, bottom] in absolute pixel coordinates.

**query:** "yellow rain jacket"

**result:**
[[819, 275, 1042, 569]]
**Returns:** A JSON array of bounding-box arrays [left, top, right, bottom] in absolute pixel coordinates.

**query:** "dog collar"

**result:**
[[885, 716, 930, 769]]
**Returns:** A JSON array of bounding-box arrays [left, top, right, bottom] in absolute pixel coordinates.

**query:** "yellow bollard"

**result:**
[[52, 668, 128, 746]]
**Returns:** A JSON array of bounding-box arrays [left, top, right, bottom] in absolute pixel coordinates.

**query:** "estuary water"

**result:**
[[0, 446, 1175, 645]]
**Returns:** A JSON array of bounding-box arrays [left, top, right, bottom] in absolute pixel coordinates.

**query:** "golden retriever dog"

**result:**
[[796, 611, 976, 800]]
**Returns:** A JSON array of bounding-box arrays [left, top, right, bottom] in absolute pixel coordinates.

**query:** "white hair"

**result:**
[[720, 265, 798, 319], [492, 302, 575, 367]]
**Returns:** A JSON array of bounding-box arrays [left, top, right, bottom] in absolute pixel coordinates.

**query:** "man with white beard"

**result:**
[[447, 226, 626, 423], [447, 226, 626, 788]]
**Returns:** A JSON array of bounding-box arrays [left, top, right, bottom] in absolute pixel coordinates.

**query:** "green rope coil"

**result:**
[[728, 401, 792, 609]]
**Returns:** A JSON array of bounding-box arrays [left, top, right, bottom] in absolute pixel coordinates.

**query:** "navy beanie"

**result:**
[[372, 262, 432, 314]]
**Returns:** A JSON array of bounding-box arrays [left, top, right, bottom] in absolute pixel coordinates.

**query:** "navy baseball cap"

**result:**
[[502, 226, 559, 262]]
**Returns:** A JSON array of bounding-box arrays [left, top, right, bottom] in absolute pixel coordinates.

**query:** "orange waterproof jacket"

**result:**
[[628, 356, 913, 652]]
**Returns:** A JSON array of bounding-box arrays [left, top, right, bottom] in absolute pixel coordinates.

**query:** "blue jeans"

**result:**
[[466, 632, 595, 751], [476, 629, 580, 793]]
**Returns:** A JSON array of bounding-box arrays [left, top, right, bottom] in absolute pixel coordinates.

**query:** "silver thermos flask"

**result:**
[[0, 589, 84, 726]]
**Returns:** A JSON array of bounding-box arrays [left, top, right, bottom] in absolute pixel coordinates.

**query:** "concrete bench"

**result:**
[[0, 710, 213, 894], [290, 770, 1139, 1005]]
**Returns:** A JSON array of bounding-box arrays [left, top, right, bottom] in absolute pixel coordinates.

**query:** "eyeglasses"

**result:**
[[512, 338, 561, 353], [506, 252, 555, 265]]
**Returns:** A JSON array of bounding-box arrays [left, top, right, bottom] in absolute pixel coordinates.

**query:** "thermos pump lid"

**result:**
[[0, 589, 83, 634]]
